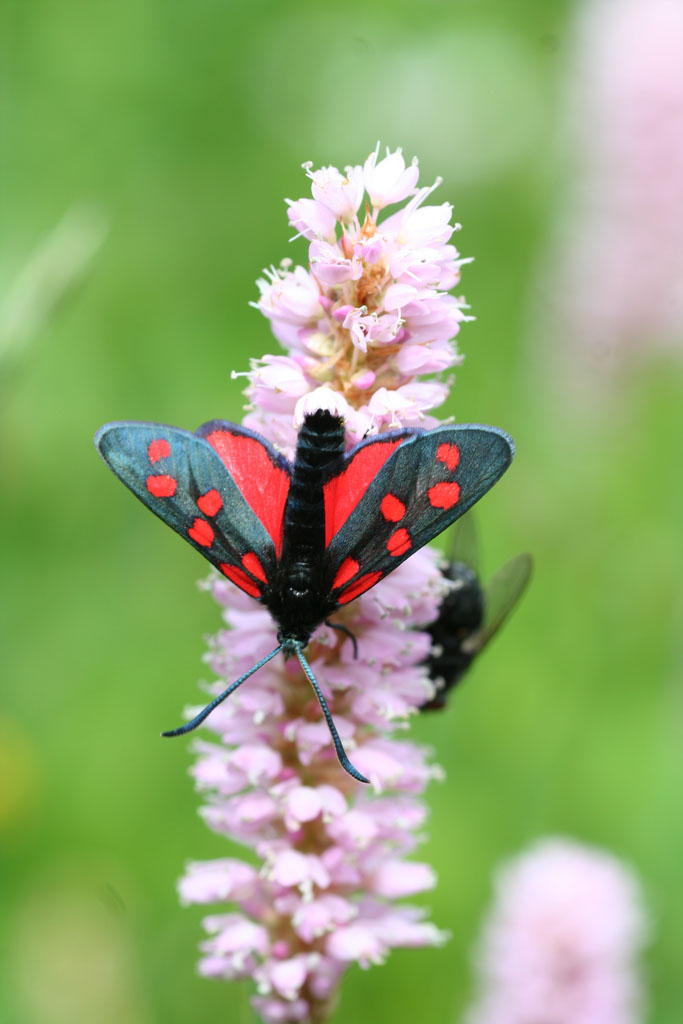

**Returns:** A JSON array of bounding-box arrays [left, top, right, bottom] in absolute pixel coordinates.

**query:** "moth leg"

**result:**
[[324, 619, 359, 660], [294, 646, 369, 784]]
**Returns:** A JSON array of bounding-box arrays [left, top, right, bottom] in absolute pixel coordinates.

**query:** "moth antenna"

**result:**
[[324, 619, 359, 660], [294, 646, 369, 784], [162, 645, 283, 737]]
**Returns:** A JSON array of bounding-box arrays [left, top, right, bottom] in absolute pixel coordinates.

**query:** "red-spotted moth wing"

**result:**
[[323, 425, 515, 607], [95, 421, 290, 598]]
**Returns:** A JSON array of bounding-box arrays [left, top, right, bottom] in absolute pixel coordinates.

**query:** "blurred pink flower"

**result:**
[[540, 0, 683, 386], [179, 147, 468, 1023], [464, 837, 650, 1024]]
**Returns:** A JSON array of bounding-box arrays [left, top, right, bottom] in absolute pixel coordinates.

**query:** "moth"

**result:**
[[423, 513, 532, 710], [96, 408, 514, 781]]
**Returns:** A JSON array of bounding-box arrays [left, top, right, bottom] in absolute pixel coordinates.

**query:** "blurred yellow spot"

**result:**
[[9, 864, 153, 1024], [0, 714, 40, 831]]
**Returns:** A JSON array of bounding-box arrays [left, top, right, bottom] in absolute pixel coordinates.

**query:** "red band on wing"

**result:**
[[332, 556, 360, 590], [205, 431, 290, 557], [324, 438, 407, 547], [242, 551, 267, 583], [337, 571, 383, 605], [220, 563, 261, 598], [147, 474, 177, 497]]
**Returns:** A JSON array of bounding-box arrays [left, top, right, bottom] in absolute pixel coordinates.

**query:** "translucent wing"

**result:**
[[462, 552, 532, 655], [444, 511, 480, 573]]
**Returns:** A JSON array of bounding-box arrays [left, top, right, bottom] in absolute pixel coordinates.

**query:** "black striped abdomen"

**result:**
[[281, 409, 345, 562]]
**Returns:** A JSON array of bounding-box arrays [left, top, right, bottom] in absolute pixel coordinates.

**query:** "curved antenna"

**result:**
[[162, 645, 283, 737], [294, 646, 369, 784]]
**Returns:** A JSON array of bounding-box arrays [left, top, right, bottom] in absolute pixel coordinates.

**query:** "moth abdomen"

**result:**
[[282, 412, 346, 559]]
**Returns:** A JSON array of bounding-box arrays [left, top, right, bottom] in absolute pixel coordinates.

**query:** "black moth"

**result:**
[[95, 409, 515, 781], [423, 514, 532, 710]]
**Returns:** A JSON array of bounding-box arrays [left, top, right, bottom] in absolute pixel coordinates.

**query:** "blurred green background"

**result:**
[[2, 1, 682, 1022]]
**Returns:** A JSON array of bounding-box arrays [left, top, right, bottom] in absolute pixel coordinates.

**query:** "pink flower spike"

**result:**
[[266, 848, 330, 892], [291, 894, 357, 943], [325, 923, 386, 967], [286, 197, 338, 242], [354, 235, 385, 265], [369, 859, 437, 898], [306, 162, 364, 221], [383, 201, 455, 248], [255, 265, 323, 326], [364, 145, 420, 210], [229, 743, 283, 786], [308, 239, 358, 284], [203, 914, 269, 960], [464, 838, 650, 1024], [258, 953, 317, 1000], [394, 341, 459, 375], [181, 146, 475, 1023], [351, 368, 376, 390], [178, 859, 259, 905], [251, 996, 310, 1023]]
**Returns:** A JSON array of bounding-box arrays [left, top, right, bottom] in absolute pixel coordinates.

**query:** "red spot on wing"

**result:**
[[380, 493, 405, 522], [146, 474, 177, 497], [324, 437, 408, 547], [437, 443, 460, 472], [188, 518, 214, 547], [197, 489, 223, 517], [242, 551, 267, 583], [387, 528, 411, 557], [337, 571, 383, 605], [220, 563, 261, 598], [205, 431, 290, 557], [148, 439, 171, 464], [428, 481, 461, 509], [332, 557, 360, 590]]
